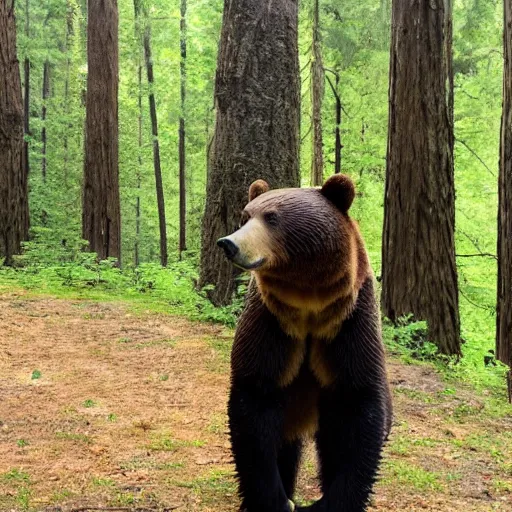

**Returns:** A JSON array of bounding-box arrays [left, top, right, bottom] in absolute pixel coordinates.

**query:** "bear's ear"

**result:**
[[248, 179, 270, 202], [320, 174, 355, 213]]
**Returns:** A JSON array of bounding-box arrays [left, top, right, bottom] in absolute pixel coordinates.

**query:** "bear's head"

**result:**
[[217, 174, 359, 284]]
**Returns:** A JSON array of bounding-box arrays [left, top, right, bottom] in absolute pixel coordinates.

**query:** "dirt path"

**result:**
[[0, 294, 511, 512]]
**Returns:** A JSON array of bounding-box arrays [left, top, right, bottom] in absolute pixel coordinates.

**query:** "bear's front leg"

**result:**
[[229, 380, 292, 512]]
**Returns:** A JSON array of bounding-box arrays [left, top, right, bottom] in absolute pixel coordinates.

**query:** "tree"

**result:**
[[23, 0, 29, 180], [325, 68, 342, 175], [134, 0, 167, 267], [41, 58, 50, 182], [62, 0, 75, 187], [82, 0, 121, 262], [199, 0, 301, 305], [0, 0, 29, 265], [497, 0, 512, 400], [310, 0, 324, 186], [178, 0, 187, 258], [381, 0, 461, 355]]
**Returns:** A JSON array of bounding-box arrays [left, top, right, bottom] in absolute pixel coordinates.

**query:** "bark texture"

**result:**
[[310, 0, 324, 186], [82, 0, 121, 262], [23, 0, 29, 180], [178, 0, 187, 257], [497, 0, 512, 399], [199, 0, 300, 305], [41, 59, 50, 182], [0, 0, 29, 265], [382, 0, 460, 355]]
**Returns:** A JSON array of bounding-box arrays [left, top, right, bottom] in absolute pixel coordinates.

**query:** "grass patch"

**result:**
[[119, 456, 185, 471], [55, 431, 92, 444], [171, 469, 236, 504], [148, 432, 206, 452], [1, 469, 30, 483], [50, 488, 74, 503], [0, 470, 32, 511], [207, 413, 227, 435], [382, 460, 445, 492], [91, 476, 116, 488]]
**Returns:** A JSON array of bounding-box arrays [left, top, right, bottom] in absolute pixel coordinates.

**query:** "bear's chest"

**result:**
[[279, 336, 335, 389], [281, 339, 333, 440]]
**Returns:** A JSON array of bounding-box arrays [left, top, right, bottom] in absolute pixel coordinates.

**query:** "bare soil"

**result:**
[[0, 293, 511, 512]]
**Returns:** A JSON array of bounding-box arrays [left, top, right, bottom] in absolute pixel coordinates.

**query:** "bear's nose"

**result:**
[[217, 238, 239, 260]]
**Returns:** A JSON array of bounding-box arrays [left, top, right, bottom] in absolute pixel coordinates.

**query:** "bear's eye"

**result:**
[[263, 211, 279, 227]]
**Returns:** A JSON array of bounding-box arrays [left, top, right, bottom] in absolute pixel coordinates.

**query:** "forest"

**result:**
[[1, 0, 512, 510]]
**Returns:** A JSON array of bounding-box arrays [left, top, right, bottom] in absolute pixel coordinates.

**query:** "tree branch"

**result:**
[[455, 138, 495, 177], [457, 253, 497, 260], [459, 288, 494, 312], [324, 74, 349, 117]]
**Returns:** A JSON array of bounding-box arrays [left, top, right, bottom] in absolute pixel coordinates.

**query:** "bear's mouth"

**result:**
[[232, 257, 266, 271]]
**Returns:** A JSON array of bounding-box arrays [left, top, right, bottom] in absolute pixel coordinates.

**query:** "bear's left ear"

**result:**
[[320, 174, 355, 213], [248, 179, 270, 202]]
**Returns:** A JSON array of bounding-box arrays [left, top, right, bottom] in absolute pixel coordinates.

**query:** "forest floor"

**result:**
[[1, 292, 512, 512]]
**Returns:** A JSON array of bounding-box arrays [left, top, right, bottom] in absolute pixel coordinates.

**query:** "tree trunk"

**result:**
[[82, 0, 121, 262], [142, 14, 167, 267], [0, 0, 29, 265], [325, 70, 342, 174], [382, 0, 460, 355], [63, 0, 74, 188], [310, 0, 324, 186], [178, 0, 187, 258], [199, 0, 300, 306], [41, 59, 50, 182], [135, 44, 142, 268], [497, 0, 512, 401], [23, 0, 29, 180]]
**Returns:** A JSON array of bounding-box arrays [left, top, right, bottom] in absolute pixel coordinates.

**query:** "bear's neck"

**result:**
[[254, 270, 358, 341]]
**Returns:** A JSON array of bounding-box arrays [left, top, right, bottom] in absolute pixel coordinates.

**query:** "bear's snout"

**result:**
[[217, 237, 240, 260]]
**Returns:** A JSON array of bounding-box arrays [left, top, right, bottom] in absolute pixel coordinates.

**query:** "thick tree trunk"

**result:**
[[178, 0, 187, 258], [310, 0, 324, 186], [23, 0, 29, 180], [0, 0, 29, 265], [41, 59, 50, 182], [82, 0, 121, 262], [382, 0, 460, 355], [142, 19, 167, 267], [497, 0, 512, 400], [199, 0, 300, 306]]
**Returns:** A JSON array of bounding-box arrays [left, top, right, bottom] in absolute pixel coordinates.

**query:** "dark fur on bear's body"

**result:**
[[221, 176, 392, 512]]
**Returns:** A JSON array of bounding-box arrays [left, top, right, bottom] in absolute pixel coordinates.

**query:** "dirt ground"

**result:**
[[1, 293, 511, 512]]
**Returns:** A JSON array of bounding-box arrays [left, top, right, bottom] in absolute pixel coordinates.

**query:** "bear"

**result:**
[[217, 174, 392, 512]]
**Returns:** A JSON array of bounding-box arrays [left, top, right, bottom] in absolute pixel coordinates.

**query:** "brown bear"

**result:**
[[217, 174, 392, 512]]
